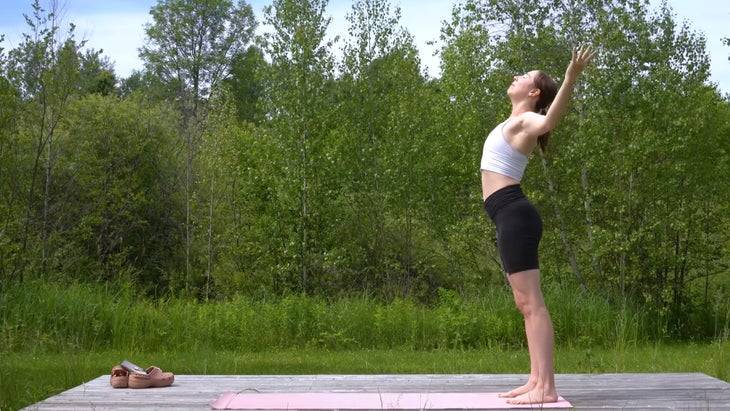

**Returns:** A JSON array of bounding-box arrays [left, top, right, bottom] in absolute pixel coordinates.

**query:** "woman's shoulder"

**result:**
[[503, 112, 543, 149], [503, 111, 536, 133], [504, 112, 540, 133]]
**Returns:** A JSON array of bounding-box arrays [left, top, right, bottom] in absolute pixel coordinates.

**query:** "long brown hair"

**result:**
[[533, 71, 557, 153]]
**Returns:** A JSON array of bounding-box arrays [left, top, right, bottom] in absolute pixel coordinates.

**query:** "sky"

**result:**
[[0, 0, 728, 94]]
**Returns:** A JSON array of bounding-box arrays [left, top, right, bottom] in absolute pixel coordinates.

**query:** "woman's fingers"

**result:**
[[576, 44, 596, 63], [572, 44, 596, 67]]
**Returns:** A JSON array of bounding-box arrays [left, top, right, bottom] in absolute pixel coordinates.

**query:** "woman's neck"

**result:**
[[509, 100, 536, 118]]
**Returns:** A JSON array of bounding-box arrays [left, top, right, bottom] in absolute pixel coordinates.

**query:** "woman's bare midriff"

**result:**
[[481, 170, 520, 201]]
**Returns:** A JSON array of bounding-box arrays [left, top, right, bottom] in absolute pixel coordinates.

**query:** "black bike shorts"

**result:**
[[483, 184, 543, 274]]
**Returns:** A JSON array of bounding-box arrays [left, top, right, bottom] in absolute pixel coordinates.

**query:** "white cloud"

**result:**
[[70, 12, 149, 77]]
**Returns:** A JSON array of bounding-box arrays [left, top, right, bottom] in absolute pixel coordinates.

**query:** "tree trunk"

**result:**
[[540, 154, 586, 291], [581, 165, 602, 280]]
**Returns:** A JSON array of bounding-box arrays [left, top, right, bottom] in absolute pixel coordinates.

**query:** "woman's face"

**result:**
[[508, 70, 539, 97]]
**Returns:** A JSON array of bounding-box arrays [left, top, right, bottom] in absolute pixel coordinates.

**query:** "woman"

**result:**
[[481, 45, 595, 404]]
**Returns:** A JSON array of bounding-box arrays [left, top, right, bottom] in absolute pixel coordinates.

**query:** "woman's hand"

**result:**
[[540, 44, 597, 131], [566, 44, 596, 80]]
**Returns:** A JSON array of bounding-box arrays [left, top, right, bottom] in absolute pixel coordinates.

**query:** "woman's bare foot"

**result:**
[[498, 381, 535, 398], [505, 387, 558, 405]]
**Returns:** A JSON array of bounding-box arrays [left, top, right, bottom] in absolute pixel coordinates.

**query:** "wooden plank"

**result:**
[[22, 373, 730, 410]]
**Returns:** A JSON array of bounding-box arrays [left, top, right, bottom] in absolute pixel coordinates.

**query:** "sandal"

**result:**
[[110, 365, 129, 388], [128, 366, 175, 388]]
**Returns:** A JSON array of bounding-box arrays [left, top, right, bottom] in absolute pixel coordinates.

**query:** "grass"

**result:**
[[5, 280, 727, 353], [1, 280, 728, 410]]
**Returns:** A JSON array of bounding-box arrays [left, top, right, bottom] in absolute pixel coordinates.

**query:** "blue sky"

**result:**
[[1, 0, 728, 93]]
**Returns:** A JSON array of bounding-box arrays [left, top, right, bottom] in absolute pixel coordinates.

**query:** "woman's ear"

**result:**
[[528, 88, 541, 98]]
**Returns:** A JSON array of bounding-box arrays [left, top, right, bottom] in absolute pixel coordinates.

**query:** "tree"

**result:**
[[224, 45, 268, 124], [141, 0, 257, 106], [435, 0, 522, 289], [139, 0, 257, 293], [437, 0, 730, 337], [261, 0, 336, 293], [333, 0, 447, 299], [562, 0, 727, 336], [78, 49, 117, 96], [5, 0, 85, 279], [0, 36, 23, 287], [54, 94, 182, 289]]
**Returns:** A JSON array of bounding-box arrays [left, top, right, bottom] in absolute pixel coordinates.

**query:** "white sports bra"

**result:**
[[480, 120, 529, 181]]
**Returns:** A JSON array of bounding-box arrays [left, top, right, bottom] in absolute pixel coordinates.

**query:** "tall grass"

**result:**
[[2, 280, 728, 354]]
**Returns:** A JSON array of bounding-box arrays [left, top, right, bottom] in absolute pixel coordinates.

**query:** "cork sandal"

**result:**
[[110, 366, 129, 388], [128, 366, 174, 388]]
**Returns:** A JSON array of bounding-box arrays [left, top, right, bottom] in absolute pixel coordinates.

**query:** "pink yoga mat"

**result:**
[[210, 392, 573, 409]]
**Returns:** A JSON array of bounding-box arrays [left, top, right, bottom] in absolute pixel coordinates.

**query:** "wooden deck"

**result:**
[[22, 373, 730, 410]]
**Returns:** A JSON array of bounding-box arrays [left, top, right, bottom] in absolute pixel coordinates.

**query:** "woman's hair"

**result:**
[[533, 70, 557, 153]]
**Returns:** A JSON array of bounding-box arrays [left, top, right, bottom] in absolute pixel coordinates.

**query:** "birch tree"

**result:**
[[261, 0, 335, 293], [140, 0, 256, 293]]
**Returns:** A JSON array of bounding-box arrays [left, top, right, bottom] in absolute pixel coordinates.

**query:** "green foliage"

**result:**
[[3, 280, 728, 355], [259, 0, 338, 294], [528, 1, 730, 337], [1, 0, 91, 281], [435, 0, 730, 337], [224, 45, 268, 123], [0, 56, 22, 282], [0, 0, 728, 339], [52, 94, 183, 287], [140, 0, 257, 103], [77, 49, 117, 96]]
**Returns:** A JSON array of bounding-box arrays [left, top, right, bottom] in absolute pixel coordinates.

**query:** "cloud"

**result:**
[[70, 12, 149, 77]]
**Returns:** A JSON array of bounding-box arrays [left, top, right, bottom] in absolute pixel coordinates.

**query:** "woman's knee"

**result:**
[[514, 297, 547, 317], [508, 272, 546, 315]]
